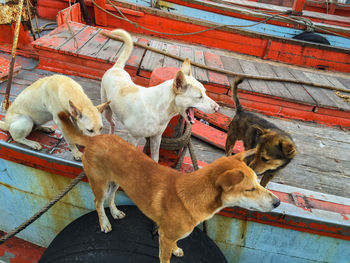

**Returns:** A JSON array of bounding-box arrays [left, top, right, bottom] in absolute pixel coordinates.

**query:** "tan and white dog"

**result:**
[[58, 111, 280, 263], [101, 29, 220, 162], [0, 75, 110, 160]]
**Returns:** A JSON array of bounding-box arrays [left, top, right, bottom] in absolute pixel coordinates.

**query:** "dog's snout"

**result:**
[[273, 199, 280, 208]]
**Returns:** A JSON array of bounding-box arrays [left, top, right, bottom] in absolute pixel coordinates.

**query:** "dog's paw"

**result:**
[[172, 247, 184, 257], [30, 141, 43, 150], [101, 221, 112, 233], [72, 151, 83, 161], [111, 209, 126, 220]]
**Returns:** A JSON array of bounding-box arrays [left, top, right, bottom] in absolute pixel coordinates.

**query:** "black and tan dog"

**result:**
[[225, 77, 297, 187]]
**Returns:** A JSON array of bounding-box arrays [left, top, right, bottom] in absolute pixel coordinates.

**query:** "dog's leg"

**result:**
[[9, 115, 42, 150], [158, 230, 175, 263], [172, 242, 184, 257], [150, 134, 162, 163], [107, 182, 126, 220], [127, 134, 139, 147], [92, 182, 112, 233], [103, 105, 115, 134], [35, 125, 55, 133], [225, 134, 237, 156], [260, 172, 275, 187]]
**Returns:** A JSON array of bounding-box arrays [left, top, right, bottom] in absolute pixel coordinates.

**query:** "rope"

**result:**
[[0, 172, 86, 245], [92, 0, 284, 37], [101, 31, 350, 94], [143, 121, 199, 170]]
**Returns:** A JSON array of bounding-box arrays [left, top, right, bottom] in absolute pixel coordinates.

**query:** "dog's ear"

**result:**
[[69, 100, 82, 119], [96, 100, 111, 113], [252, 125, 266, 137], [280, 140, 297, 159], [173, 71, 187, 94], [232, 148, 256, 161], [216, 170, 244, 192], [181, 58, 192, 76]]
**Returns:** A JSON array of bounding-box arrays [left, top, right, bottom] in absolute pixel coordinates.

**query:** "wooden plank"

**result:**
[[272, 67, 317, 105], [97, 37, 123, 63], [325, 76, 350, 110], [303, 71, 348, 109], [239, 59, 271, 95], [204, 51, 230, 87], [254, 62, 294, 99], [193, 49, 209, 83], [337, 77, 350, 92], [163, 43, 181, 68], [33, 23, 85, 50], [220, 56, 251, 92], [127, 37, 149, 68], [140, 40, 164, 73], [77, 28, 108, 59], [58, 25, 99, 54]]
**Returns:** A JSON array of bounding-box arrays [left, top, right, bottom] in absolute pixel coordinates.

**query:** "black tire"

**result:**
[[292, 32, 330, 45], [39, 206, 227, 263]]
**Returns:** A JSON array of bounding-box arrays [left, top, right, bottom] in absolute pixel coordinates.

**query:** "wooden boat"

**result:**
[[0, 0, 350, 262]]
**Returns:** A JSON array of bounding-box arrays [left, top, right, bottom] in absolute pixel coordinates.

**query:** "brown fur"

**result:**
[[225, 77, 297, 187], [58, 111, 280, 263]]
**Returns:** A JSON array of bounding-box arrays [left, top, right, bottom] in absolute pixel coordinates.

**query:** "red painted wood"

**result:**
[[93, 3, 350, 73], [57, 3, 82, 26], [0, 231, 45, 263], [292, 0, 307, 13]]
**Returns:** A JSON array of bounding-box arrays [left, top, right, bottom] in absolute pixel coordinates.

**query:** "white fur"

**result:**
[[101, 29, 219, 162], [0, 75, 110, 160]]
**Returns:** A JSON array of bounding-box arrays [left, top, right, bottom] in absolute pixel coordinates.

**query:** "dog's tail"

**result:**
[[231, 77, 244, 113], [111, 29, 133, 69], [58, 111, 88, 146], [0, 120, 9, 131]]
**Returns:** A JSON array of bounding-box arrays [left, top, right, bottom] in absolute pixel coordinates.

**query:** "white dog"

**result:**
[[101, 29, 219, 162], [0, 75, 110, 160]]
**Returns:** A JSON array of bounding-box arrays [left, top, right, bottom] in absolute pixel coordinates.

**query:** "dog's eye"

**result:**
[[261, 157, 269, 163], [246, 187, 256, 192], [197, 95, 203, 99]]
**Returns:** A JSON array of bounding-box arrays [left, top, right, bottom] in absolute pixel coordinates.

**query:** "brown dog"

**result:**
[[225, 77, 297, 187], [58, 111, 280, 263]]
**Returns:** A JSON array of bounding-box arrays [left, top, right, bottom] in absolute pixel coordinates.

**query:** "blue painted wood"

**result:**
[[127, 0, 350, 49], [207, 216, 350, 263], [0, 158, 133, 247]]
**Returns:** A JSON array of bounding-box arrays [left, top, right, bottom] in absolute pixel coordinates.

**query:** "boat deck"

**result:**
[[32, 22, 350, 127], [0, 49, 349, 199]]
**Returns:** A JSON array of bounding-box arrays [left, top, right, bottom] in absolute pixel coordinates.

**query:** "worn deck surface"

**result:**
[[0, 53, 349, 199], [33, 22, 350, 114]]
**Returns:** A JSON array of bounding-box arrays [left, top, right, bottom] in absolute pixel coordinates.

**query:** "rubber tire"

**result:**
[[39, 206, 227, 263], [292, 32, 330, 45]]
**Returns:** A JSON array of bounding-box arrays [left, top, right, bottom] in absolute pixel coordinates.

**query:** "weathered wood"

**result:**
[[239, 59, 271, 95], [204, 51, 230, 87], [272, 66, 316, 104], [193, 49, 209, 83], [221, 56, 251, 91], [58, 25, 99, 54], [77, 28, 109, 59], [140, 40, 164, 73], [163, 43, 181, 68], [97, 37, 123, 63], [254, 62, 294, 99], [303, 71, 348, 109]]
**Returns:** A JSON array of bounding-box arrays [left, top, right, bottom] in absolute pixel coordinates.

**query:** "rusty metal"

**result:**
[[2, 0, 24, 111], [0, 0, 30, 25]]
